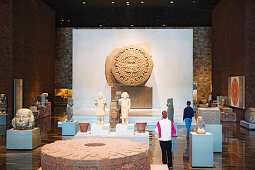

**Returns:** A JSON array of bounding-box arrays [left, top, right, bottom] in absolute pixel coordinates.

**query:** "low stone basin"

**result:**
[[136, 122, 147, 133], [78, 122, 90, 132]]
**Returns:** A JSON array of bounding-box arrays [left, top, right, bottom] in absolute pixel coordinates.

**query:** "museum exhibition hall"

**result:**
[[0, 0, 255, 169]]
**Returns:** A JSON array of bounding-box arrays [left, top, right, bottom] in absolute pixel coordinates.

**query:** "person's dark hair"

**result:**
[[187, 101, 191, 106]]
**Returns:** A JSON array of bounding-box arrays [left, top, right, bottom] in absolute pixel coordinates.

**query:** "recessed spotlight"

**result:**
[[126, 3, 129, 6], [170, 1, 174, 4], [131, 24, 134, 27], [141, 1, 144, 4], [192, 0, 196, 3], [61, 19, 64, 22], [99, 24, 102, 27], [163, 24, 166, 27], [126, 1, 130, 3], [67, 20, 70, 22], [82, 1, 86, 4], [112, 1, 115, 4]]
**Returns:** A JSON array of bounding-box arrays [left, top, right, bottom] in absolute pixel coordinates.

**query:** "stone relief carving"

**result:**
[[196, 116, 206, 134], [105, 43, 154, 86], [167, 98, 174, 121], [12, 108, 35, 129], [0, 94, 7, 114], [245, 107, 255, 124], [66, 98, 74, 122], [94, 92, 107, 125], [118, 92, 131, 125]]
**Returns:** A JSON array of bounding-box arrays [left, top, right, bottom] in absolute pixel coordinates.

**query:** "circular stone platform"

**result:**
[[41, 138, 150, 169]]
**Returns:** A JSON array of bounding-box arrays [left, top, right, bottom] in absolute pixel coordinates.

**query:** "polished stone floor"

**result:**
[[0, 107, 255, 170]]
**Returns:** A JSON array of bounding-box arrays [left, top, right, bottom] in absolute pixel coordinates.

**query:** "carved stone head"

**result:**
[[98, 92, 104, 99], [12, 109, 35, 129], [121, 92, 129, 99]]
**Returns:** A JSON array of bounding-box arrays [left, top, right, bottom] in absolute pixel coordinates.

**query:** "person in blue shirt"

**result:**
[[183, 101, 194, 138]]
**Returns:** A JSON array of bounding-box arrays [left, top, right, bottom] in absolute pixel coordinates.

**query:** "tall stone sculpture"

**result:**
[[105, 43, 154, 86], [245, 107, 255, 124], [196, 116, 206, 134], [66, 98, 74, 122], [167, 98, 174, 121], [94, 92, 107, 125], [118, 92, 131, 125], [0, 94, 7, 114], [12, 108, 35, 129]]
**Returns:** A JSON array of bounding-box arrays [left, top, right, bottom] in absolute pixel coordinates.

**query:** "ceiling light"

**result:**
[[99, 25, 102, 27], [126, 3, 129, 6], [163, 24, 166, 27], [126, 1, 130, 3], [82, 1, 86, 4], [170, 1, 174, 4], [61, 19, 64, 22], [112, 1, 115, 4], [67, 20, 70, 22], [141, 1, 144, 4], [131, 24, 134, 27], [192, 0, 196, 3]]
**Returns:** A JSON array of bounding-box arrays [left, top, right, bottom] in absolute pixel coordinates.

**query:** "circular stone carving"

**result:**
[[41, 138, 150, 169], [245, 107, 255, 124], [108, 44, 153, 86]]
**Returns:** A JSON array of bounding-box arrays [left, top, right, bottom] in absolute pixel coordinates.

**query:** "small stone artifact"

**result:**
[[119, 92, 131, 125], [94, 92, 107, 125], [166, 98, 174, 121], [197, 108, 220, 124], [109, 101, 119, 128], [66, 98, 74, 122], [40, 93, 48, 106], [245, 107, 255, 124], [196, 116, 206, 134], [12, 108, 35, 129], [136, 122, 147, 133], [79, 122, 90, 132], [105, 43, 154, 86], [0, 94, 7, 114]]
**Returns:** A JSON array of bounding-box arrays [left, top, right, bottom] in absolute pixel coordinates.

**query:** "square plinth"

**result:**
[[116, 124, 134, 135], [6, 128, 41, 150], [0, 114, 10, 125], [62, 121, 78, 136], [240, 120, 255, 130], [205, 124, 222, 152], [91, 123, 110, 135], [189, 132, 213, 167]]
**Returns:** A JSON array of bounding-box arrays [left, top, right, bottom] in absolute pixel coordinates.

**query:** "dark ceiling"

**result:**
[[42, 0, 221, 28]]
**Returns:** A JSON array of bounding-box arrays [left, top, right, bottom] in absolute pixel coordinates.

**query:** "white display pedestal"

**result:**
[[205, 124, 222, 152], [6, 128, 41, 150], [0, 114, 9, 125], [91, 123, 110, 135], [62, 121, 78, 136], [189, 132, 213, 167], [73, 131, 149, 145], [240, 120, 255, 130], [116, 124, 134, 135]]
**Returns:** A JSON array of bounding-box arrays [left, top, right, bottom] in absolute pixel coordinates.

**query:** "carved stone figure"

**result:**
[[40, 93, 48, 106], [109, 101, 119, 128], [118, 92, 131, 125], [0, 94, 7, 114], [66, 98, 74, 122], [94, 92, 107, 125], [12, 108, 35, 129], [196, 116, 206, 134], [245, 107, 255, 124], [105, 43, 154, 86], [167, 98, 174, 121]]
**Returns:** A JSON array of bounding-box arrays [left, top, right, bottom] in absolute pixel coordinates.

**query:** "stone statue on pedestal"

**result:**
[[0, 94, 7, 114], [118, 92, 131, 125], [166, 98, 174, 121], [196, 116, 206, 134], [66, 98, 74, 122], [94, 92, 107, 125], [12, 108, 35, 129], [245, 107, 255, 124]]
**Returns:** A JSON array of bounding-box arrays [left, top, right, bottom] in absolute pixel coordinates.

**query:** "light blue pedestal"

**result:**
[[6, 128, 41, 150], [189, 132, 213, 167], [0, 114, 10, 125], [240, 120, 255, 130], [205, 124, 222, 152], [62, 121, 78, 136]]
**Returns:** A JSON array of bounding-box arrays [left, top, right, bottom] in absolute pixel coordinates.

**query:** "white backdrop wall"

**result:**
[[73, 29, 193, 115]]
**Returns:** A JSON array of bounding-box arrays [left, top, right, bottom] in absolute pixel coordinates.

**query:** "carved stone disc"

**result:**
[[110, 45, 153, 86]]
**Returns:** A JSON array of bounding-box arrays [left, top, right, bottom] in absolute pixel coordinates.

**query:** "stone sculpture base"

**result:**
[[62, 121, 78, 136], [240, 120, 255, 130], [91, 123, 110, 135], [205, 124, 222, 152], [189, 132, 213, 167], [6, 128, 41, 150], [41, 138, 150, 170], [221, 112, 237, 122], [0, 114, 9, 125], [116, 124, 134, 135], [111, 86, 152, 108]]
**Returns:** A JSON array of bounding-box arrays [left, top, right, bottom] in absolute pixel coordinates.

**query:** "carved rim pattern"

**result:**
[[110, 45, 153, 86]]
